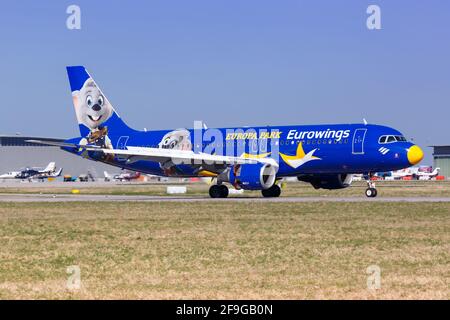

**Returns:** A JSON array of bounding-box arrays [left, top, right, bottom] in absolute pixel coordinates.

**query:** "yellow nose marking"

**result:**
[[407, 145, 424, 165]]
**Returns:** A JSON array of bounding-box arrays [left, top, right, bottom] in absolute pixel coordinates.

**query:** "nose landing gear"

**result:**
[[365, 187, 377, 198], [364, 174, 378, 198]]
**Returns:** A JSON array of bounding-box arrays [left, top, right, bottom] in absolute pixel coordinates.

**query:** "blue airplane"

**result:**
[[30, 66, 424, 198]]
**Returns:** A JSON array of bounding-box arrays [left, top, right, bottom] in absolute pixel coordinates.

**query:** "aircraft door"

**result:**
[[352, 129, 367, 154]]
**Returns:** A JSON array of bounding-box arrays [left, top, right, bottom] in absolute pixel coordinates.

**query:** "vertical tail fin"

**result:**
[[66, 66, 136, 138], [54, 168, 63, 177], [43, 162, 56, 172]]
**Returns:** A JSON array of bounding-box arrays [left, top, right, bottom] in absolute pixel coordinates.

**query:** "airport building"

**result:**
[[0, 135, 116, 177], [431, 145, 450, 178]]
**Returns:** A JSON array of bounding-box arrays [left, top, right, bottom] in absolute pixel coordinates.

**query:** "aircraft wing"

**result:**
[[102, 146, 274, 166], [26, 140, 277, 167]]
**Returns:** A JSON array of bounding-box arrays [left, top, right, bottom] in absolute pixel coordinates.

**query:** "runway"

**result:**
[[1, 193, 450, 203]]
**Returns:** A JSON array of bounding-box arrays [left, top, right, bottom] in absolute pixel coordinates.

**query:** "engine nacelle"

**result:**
[[297, 174, 353, 190], [226, 163, 278, 190]]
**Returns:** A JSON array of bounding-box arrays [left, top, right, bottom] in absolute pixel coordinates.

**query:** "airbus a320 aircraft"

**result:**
[[30, 66, 424, 198]]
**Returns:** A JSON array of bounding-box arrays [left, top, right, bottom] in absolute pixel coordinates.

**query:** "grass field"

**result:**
[[0, 200, 448, 299]]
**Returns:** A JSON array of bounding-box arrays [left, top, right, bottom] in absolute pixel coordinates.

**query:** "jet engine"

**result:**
[[297, 174, 353, 190], [223, 163, 278, 190]]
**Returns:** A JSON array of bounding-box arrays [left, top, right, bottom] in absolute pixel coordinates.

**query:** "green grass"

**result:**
[[0, 201, 448, 299]]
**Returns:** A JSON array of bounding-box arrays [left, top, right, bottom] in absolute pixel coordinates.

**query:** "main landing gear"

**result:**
[[208, 184, 282, 198], [364, 174, 378, 198], [261, 184, 281, 198], [209, 184, 229, 198]]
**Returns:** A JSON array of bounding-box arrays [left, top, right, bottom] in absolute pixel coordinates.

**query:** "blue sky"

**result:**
[[0, 1, 449, 164]]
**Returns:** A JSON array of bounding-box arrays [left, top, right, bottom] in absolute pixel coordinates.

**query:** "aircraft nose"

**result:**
[[407, 145, 424, 165]]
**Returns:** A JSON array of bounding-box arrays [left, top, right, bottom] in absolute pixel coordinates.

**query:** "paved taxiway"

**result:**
[[1, 193, 450, 202]]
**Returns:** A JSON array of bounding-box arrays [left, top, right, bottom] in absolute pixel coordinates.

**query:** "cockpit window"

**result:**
[[387, 136, 396, 143], [379, 135, 407, 144]]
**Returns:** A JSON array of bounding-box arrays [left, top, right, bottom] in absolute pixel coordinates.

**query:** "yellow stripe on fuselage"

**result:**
[[240, 152, 272, 159]]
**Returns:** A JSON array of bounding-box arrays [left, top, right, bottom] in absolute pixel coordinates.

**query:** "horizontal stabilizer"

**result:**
[[25, 140, 101, 150]]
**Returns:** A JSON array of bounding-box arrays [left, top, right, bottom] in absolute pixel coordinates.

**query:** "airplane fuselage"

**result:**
[[65, 123, 420, 178], [54, 65, 424, 198]]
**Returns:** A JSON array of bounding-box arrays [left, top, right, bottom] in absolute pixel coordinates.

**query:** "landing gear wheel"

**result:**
[[262, 184, 281, 198], [219, 185, 229, 198], [209, 185, 221, 198], [209, 185, 229, 198], [365, 188, 377, 198], [364, 173, 378, 198]]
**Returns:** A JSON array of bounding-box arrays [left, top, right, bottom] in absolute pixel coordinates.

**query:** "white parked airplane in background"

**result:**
[[379, 166, 440, 180], [416, 167, 440, 179], [391, 168, 415, 179], [104, 170, 141, 182], [0, 162, 62, 180], [0, 171, 21, 179]]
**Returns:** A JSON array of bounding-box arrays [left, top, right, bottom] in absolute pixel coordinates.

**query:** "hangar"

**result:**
[[431, 145, 450, 178], [0, 135, 115, 177]]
